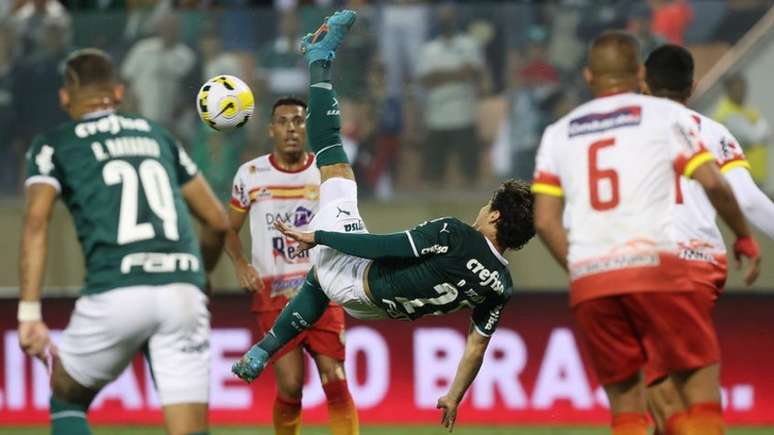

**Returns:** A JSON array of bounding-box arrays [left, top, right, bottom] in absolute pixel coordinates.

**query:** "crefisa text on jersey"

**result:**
[[466, 259, 505, 294], [75, 114, 151, 138]]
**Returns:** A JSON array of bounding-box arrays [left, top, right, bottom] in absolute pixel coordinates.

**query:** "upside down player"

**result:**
[[18, 49, 230, 435], [225, 96, 358, 435], [642, 44, 772, 435], [232, 10, 536, 431], [532, 32, 760, 435]]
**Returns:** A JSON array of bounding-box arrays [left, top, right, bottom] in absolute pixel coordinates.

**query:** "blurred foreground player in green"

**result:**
[[232, 10, 536, 431], [18, 49, 229, 435]]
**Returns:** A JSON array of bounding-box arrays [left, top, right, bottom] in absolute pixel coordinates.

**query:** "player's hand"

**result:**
[[236, 261, 263, 293], [18, 320, 51, 363], [273, 221, 317, 253], [436, 395, 459, 432], [734, 236, 761, 285]]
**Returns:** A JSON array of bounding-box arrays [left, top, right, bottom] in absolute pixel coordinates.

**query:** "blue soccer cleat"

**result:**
[[301, 9, 357, 65], [231, 345, 269, 383]]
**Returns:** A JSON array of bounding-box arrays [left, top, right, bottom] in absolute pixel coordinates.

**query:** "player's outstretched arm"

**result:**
[[437, 324, 491, 432], [224, 208, 263, 292], [274, 220, 417, 259], [18, 183, 58, 363], [724, 168, 774, 239], [533, 194, 568, 271], [181, 174, 230, 273], [692, 163, 761, 284]]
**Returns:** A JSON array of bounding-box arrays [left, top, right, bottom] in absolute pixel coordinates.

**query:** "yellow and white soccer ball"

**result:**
[[196, 75, 255, 130]]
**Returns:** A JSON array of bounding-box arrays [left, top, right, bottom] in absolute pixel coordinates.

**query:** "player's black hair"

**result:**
[[645, 44, 694, 102], [490, 179, 536, 251], [271, 96, 307, 116], [63, 48, 116, 89]]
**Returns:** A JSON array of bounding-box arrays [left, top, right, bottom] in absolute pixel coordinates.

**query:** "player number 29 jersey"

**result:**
[[532, 93, 715, 305], [25, 112, 205, 294], [368, 217, 513, 337], [230, 153, 320, 311]]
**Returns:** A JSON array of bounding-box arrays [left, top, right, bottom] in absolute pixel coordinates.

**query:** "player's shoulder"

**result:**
[[413, 216, 473, 243], [691, 110, 734, 138], [689, 109, 744, 162], [422, 216, 469, 231], [553, 93, 687, 135], [235, 154, 271, 177], [33, 117, 80, 144]]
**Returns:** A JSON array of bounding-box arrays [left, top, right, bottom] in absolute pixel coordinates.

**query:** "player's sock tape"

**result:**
[[50, 397, 92, 435]]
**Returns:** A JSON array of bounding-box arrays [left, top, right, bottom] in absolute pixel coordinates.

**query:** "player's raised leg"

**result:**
[[303, 11, 356, 172], [302, 10, 358, 195], [232, 10, 359, 384]]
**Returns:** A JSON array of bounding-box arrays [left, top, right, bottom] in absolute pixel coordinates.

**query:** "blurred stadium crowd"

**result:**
[[0, 0, 771, 200]]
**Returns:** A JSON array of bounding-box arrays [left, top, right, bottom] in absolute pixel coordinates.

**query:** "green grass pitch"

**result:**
[[2, 426, 772, 435]]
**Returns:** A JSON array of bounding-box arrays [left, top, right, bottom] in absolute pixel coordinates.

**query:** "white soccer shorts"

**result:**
[[311, 178, 387, 320], [58, 283, 210, 405]]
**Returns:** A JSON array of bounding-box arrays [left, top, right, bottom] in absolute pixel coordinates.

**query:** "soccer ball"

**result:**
[[196, 75, 255, 130]]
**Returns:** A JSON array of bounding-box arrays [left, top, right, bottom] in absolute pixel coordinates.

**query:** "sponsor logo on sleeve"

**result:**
[[234, 182, 249, 206], [420, 244, 448, 255], [35, 145, 55, 175], [720, 137, 743, 161], [484, 304, 503, 331]]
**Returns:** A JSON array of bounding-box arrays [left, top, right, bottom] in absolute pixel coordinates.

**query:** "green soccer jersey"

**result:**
[[25, 111, 205, 294], [315, 217, 513, 336]]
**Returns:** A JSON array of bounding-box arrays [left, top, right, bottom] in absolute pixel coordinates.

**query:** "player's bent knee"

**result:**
[[51, 358, 98, 407], [277, 383, 304, 402], [319, 363, 346, 384], [275, 372, 305, 400]]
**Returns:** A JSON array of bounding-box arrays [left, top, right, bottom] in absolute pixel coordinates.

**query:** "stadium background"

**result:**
[[1, 0, 773, 433]]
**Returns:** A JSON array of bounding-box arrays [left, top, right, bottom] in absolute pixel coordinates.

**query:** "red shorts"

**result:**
[[255, 304, 346, 362], [573, 291, 720, 386], [688, 255, 727, 296]]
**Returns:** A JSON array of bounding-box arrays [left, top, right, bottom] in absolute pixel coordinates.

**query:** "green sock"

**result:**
[[50, 397, 91, 435], [258, 271, 330, 356], [308, 60, 350, 168]]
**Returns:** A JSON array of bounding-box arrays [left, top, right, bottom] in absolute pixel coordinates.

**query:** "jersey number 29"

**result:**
[[103, 159, 179, 244]]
